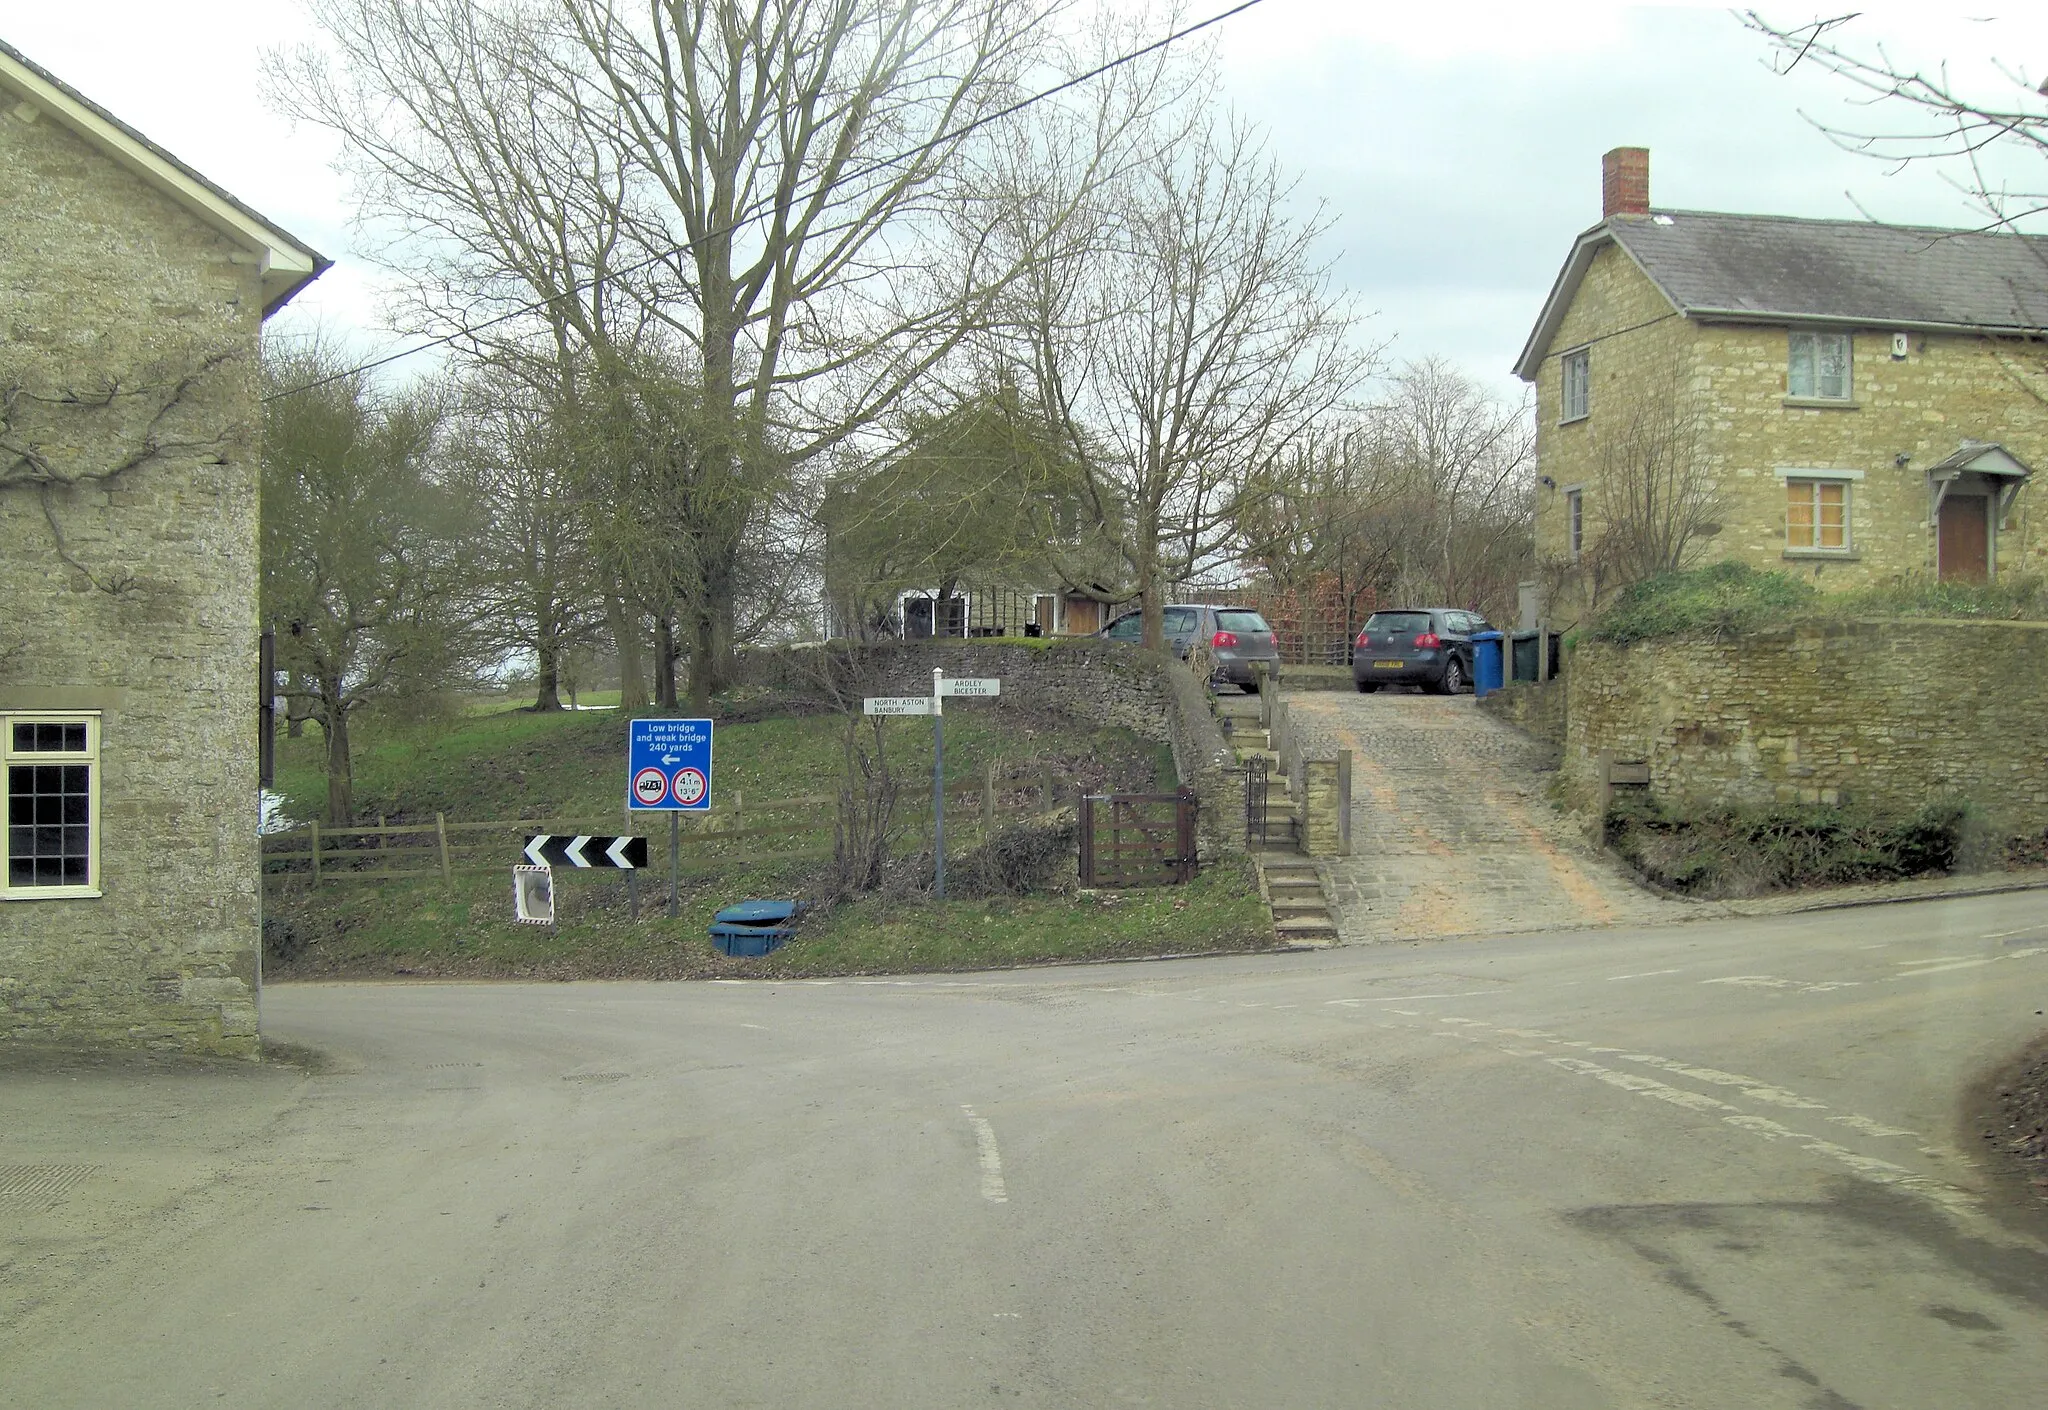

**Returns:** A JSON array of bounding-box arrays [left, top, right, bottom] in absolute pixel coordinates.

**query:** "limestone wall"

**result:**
[[0, 102, 265, 1053], [1560, 620, 2048, 834], [1530, 238, 2048, 623]]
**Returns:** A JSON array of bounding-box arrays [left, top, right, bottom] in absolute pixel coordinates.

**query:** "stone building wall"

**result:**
[[1559, 620, 2048, 836], [0, 102, 265, 1054], [1531, 239, 2048, 623]]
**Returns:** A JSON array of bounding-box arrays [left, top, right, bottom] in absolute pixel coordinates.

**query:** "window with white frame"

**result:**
[[1561, 347, 1590, 422], [1785, 477, 1851, 552], [1565, 488, 1584, 560], [3, 712, 101, 898], [1787, 331, 1852, 400]]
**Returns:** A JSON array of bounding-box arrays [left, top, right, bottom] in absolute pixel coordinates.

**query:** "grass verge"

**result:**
[[1590, 562, 2048, 646], [269, 860, 1273, 981], [265, 692, 1270, 979]]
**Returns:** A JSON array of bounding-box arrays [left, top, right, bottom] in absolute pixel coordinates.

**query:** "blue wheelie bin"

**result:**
[[1470, 631, 1505, 698]]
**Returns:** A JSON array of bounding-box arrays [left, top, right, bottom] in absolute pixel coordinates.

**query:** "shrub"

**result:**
[[1604, 794, 1970, 897], [1591, 561, 1816, 645]]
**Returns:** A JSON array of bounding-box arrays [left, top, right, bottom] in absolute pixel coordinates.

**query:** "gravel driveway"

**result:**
[[1285, 689, 1689, 942]]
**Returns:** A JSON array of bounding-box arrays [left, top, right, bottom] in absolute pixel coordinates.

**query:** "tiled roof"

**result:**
[[1613, 210, 2048, 331], [1515, 209, 2048, 380]]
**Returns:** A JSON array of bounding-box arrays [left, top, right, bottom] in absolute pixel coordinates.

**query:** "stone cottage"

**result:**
[[1517, 148, 2048, 623], [1, 40, 326, 1055]]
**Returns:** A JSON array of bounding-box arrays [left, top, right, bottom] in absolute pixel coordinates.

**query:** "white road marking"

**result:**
[[1888, 947, 2047, 980], [739, 1023, 767, 1030], [960, 1105, 1009, 1204], [1983, 925, 2048, 939], [1615, 1053, 1828, 1111], [1701, 974, 1860, 994], [1536, 1055, 1975, 1216], [1606, 969, 1682, 981]]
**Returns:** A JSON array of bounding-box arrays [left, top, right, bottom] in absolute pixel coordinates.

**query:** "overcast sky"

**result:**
[[9, 2, 2046, 402]]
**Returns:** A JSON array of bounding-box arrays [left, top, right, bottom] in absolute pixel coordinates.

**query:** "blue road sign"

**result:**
[[628, 717, 714, 811]]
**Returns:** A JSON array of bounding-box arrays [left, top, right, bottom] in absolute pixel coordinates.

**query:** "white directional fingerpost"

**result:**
[[859, 668, 999, 904]]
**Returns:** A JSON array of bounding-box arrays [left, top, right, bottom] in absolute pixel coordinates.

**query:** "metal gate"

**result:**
[[1244, 755, 1271, 846], [1078, 790, 1198, 887]]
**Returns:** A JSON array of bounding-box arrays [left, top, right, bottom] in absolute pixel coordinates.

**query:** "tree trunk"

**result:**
[[687, 602, 717, 713], [655, 612, 678, 710], [321, 685, 353, 827], [1137, 526, 1164, 650], [532, 632, 563, 712], [610, 594, 647, 713]]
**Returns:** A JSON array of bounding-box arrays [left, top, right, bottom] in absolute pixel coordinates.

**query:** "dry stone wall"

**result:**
[[1559, 620, 2048, 835], [1, 102, 265, 1055]]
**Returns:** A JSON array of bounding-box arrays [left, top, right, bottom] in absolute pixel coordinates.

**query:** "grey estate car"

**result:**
[[1100, 604, 1282, 691], [1351, 607, 1495, 694]]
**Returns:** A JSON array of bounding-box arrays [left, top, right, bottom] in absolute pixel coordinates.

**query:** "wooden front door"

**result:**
[[1938, 495, 1989, 582]]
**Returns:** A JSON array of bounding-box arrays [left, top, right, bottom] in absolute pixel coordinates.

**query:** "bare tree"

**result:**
[[1003, 96, 1369, 648], [262, 342, 480, 825], [1563, 350, 1721, 608], [445, 371, 601, 711], [271, 0, 1123, 708]]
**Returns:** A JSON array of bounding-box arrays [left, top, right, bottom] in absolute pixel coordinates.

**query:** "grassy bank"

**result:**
[[265, 692, 1273, 979], [1604, 794, 1971, 898], [1589, 561, 2048, 645]]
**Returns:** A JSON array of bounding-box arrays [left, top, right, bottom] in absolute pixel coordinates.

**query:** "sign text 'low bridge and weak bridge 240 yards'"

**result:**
[[628, 718, 715, 810]]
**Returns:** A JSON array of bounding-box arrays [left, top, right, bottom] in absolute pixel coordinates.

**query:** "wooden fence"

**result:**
[[262, 759, 1078, 891]]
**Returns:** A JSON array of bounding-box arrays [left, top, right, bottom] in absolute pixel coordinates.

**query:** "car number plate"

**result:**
[[1373, 660, 1404, 669]]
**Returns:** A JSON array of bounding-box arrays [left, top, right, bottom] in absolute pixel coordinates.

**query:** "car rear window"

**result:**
[[1215, 611, 1269, 633], [1365, 612, 1432, 633]]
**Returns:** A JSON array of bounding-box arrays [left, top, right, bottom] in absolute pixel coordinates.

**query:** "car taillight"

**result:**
[[1413, 632, 1441, 649], [1212, 630, 1238, 649], [1355, 630, 1370, 647]]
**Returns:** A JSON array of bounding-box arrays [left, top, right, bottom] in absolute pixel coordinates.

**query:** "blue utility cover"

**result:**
[[628, 717, 714, 810], [714, 899, 804, 926]]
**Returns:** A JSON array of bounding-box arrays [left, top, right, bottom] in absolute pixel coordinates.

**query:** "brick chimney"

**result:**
[[1602, 147, 1650, 219]]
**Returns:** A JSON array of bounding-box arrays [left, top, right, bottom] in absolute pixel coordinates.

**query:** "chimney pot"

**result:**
[[1602, 147, 1650, 219]]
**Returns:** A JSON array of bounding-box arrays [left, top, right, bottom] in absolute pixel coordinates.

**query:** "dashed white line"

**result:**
[[1606, 969, 1682, 981], [960, 1105, 1008, 1204]]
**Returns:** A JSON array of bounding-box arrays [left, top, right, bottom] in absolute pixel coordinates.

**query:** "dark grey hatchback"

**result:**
[[1351, 608, 1495, 694], [1100, 604, 1282, 692]]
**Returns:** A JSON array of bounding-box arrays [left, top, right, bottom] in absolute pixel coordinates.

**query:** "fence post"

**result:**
[[1597, 749, 1614, 818], [377, 813, 386, 857], [1538, 621, 1551, 683], [436, 812, 452, 889], [1042, 762, 1058, 809], [309, 819, 321, 887], [1258, 666, 1273, 729], [983, 758, 997, 840], [1078, 794, 1096, 886], [1337, 749, 1353, 857]]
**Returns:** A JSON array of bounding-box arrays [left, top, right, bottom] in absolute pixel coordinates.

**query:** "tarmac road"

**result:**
[[4, 890, 2046, 1408]]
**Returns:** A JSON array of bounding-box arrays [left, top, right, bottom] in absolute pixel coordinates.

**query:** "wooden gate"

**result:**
[[1078, 790, 1198, 887]]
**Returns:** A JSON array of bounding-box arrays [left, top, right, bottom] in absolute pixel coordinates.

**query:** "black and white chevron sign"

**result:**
[[523, 834, 648, 870]]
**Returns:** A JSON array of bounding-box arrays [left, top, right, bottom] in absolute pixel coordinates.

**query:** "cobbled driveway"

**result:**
[[1285, 689, 1690, 943]]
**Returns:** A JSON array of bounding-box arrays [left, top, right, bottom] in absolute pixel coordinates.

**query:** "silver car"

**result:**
[[1099, 604, 1282, 692]]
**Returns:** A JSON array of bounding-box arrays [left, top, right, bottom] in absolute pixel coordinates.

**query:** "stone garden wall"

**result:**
[[1556, 619, 2048, 835]]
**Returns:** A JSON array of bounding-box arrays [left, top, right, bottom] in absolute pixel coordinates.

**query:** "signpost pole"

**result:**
[[668, 813, 680, 918], [933, 667, 946, 901]]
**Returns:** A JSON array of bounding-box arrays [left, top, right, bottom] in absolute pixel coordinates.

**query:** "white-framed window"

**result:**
[[1788, 330, 1852, 401], [1561, 347, 1590, 422], [3, 711, 101, 899], [1785, 477, 1851, 552], [1565, 487, 1584, 560]]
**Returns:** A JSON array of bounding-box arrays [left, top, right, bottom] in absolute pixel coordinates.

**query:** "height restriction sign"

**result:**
[[628, 718, 714, 811]]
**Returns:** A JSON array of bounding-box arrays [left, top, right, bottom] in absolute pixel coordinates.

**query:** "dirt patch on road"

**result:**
[[1974, 1032, 2048, 1220]]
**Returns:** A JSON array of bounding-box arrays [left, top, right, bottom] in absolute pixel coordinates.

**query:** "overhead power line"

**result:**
[[266, 0, 1271, 401]]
